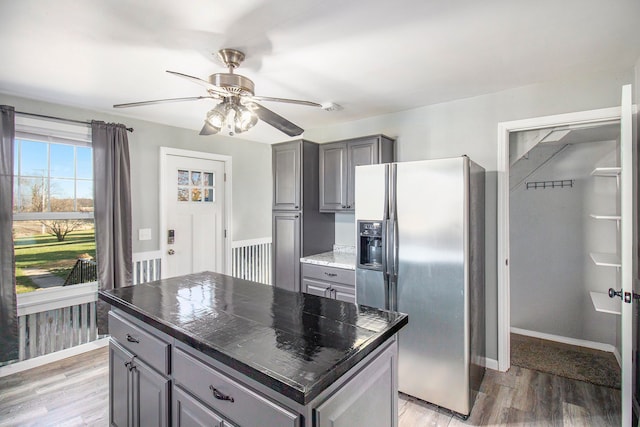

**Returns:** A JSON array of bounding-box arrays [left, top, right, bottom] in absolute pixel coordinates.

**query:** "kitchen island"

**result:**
[[99, 271, 407, 427]]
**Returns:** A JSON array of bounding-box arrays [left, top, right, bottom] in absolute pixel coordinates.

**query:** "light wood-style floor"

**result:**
[[0, 347, 621, 426], [0, 348, 108, 427]]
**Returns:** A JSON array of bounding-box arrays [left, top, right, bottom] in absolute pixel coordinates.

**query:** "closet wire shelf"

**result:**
[[525, 179, 574, 190]]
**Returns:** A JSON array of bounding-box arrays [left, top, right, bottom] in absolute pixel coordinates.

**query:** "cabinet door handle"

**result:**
[[294, 205, 299, 209], [126, 334, 140, 343], [209, 385, 235, 403], [324, 272, 337, 277]]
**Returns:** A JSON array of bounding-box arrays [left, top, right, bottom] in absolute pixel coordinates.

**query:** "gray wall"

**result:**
[[306, 66, 634, 361], [509, 141, 618, 345], [0, 93, 273, 253]]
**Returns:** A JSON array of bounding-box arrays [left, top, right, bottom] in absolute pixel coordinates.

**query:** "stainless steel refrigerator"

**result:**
[[355, 156, 485, 417]]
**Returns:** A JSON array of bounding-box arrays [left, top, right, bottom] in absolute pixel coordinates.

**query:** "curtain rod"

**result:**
[[15, 111, 134, 132]]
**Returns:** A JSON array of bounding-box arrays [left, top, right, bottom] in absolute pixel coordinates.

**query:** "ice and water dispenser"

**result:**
[[357, 220, 384, 270]]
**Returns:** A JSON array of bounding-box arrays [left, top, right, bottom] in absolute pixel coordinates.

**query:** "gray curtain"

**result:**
[[0, 105, 18, 364], [92, 121, 132, 334]]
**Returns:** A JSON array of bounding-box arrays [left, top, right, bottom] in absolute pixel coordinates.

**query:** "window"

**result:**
[[13, 139, 93, 216], [12, 117, 96, 293]]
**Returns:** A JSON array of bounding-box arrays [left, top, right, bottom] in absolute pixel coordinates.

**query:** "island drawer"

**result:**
[[302, 263, 355, 285], [174, 385, 236, 427], [109, 311, 170, 375], [173, 348, 299, 427]]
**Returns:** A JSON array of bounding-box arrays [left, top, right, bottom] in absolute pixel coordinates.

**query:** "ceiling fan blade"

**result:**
[[113, 96, 217, 108], [166, 70, 229, 96], [199, 122, 220, 136], [251, 103, 304, 136], [248, 95, 321, 108]]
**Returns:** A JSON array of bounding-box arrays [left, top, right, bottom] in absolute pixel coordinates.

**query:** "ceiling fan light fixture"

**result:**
[[204, 104, 227, 133], [234, 104, 258, 133]]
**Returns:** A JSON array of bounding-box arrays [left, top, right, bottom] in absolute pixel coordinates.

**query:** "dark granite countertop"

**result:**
[[98, 271, 407, 405]]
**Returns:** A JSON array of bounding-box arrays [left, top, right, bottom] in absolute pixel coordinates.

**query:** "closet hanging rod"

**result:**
[[15, 111, 133, 132]]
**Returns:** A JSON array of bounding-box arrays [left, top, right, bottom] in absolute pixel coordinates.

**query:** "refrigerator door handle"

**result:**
[[389, 163, 398, 278], [385, 219, 393, 277], [381, 219, 388, 276], [392, 219, 399, 278]]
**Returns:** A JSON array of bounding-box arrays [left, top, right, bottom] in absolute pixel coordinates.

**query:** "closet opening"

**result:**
[[508, 120, 622, 389]]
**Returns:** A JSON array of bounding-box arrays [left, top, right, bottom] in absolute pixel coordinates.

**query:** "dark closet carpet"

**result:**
[[510, 333, 620, 389]]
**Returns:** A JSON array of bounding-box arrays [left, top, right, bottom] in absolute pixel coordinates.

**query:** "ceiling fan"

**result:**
[[114, 48, 334, 137]]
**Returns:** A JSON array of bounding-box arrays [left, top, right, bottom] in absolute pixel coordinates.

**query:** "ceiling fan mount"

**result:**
[[216, 48, 245, 70], [113, 48, 337, 137], [209, 49, 255, 96]]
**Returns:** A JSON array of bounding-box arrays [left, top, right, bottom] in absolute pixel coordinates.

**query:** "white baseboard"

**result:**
[[484, 357, 499, 371], [613, 347, 622, 367], [510, 327, 620, 367], [0, 337, 109, 378]]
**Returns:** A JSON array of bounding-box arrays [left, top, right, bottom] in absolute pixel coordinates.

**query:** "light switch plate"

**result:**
[[138, 228, 152, 241]]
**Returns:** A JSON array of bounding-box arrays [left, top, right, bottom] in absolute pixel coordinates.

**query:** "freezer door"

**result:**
[[354, 164, 388, 310], [395, 157, 470, 414]]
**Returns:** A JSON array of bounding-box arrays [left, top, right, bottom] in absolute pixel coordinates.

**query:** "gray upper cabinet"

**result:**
[[318, 143, 348, 211], [320, 135, 394, 212], [273, 141, 301, 210], [272, 140, 335, 291]]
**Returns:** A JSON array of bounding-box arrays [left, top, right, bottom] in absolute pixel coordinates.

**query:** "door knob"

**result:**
[[167, 249, 175, 255], [608, 288, 622, 299]]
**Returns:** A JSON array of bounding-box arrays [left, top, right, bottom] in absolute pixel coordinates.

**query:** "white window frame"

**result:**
[[13, 116, 93, 221]]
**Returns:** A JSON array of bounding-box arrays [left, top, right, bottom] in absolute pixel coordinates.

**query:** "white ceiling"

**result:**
[[1, 0, 639, 143]]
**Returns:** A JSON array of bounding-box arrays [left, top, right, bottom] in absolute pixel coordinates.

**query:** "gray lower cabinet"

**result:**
[[109, 341, 132, 427], [330, 282, 356, 304], [303, 277, 333, 298], [273, 211, 301, 292], [302, 264, 355, 303], [173, 386, 236, 427], [109, 311, 170, 427], [173, 348, 299, 427], [109, 341, 170, 427], [320, 135, 395, 212], [314, 338, 397, 427], [109, 309, 399, 427]]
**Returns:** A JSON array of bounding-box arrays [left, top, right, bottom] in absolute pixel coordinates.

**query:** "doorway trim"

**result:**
[[159, 147, 233, 276], [496, 106, 624, 372]]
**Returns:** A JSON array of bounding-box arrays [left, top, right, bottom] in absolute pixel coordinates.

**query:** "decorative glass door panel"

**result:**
[[177, 169, 215, 203]]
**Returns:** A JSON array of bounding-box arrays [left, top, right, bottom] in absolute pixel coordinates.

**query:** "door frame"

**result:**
[[159, 147, 233, 276], [496, 105, 626, 373]]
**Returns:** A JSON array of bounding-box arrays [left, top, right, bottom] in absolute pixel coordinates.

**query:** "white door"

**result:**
[[618, 84, 634, 426], [162, 154, 226, 278]]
